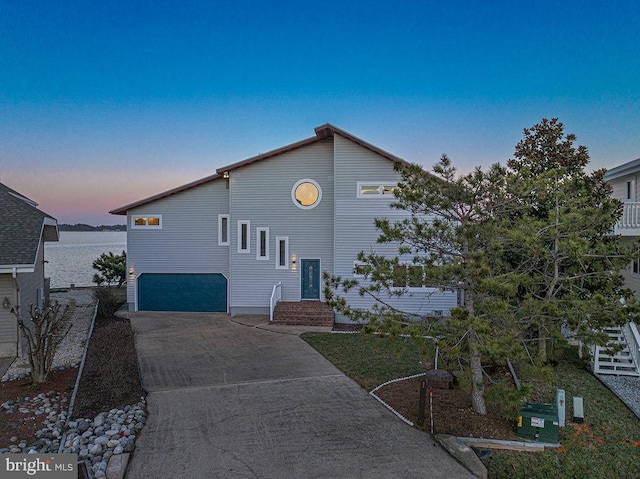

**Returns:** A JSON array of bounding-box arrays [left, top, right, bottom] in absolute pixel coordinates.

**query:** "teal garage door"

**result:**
[[138, 273, 227, 312]]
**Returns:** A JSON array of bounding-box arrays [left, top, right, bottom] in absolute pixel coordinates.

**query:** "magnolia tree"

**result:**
[[13, 302, 70, 383]]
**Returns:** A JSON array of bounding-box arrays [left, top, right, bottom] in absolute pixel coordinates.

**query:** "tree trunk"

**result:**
[[537, 326, 547, 364], [468, 326, 487, 415]]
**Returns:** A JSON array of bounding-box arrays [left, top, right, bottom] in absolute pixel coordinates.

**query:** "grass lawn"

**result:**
[[302, 332, 640, 479], [302, 332, 433, 391]]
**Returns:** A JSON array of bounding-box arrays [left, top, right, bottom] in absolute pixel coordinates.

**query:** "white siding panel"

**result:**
[[126, 180, 230, 306], [333, 135, 457, 320], [229, 139, 334, 310]]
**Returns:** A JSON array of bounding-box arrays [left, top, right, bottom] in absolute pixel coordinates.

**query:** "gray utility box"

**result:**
[[516, 402, 559, 443]]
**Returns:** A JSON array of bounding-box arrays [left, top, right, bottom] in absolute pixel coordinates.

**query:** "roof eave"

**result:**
[[110, 173, 222, 215], [0, 266, 36, 274], [604, 158, 640, 181]]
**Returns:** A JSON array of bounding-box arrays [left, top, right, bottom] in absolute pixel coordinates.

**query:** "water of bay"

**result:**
[[45, 231, 127, 288]]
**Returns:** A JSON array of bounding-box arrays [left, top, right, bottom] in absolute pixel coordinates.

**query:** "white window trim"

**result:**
[[353, 261, 367, 279], [291, 178, 322, 210], [131, 215, 163, 229], [238, 220, 250, 253], [256, 227, 269, 260], [275, 236, 289, 269], [218, 214, 230, 246], [357, 181, 398, 198], [627, 178, 636, 201]]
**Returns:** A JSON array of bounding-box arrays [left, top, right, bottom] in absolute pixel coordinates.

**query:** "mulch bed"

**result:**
[[72, 316, 145, 419], [375, 375, 520, 440]]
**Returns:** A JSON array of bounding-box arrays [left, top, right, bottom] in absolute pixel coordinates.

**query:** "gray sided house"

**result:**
[[110, 124, 458, 323], [597, 160, 640, 377], [0, 182, 59, 356]]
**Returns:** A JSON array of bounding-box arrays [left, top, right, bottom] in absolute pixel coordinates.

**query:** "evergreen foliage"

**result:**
[[324, 118, 638, 415], [92, 251, 127, 287]]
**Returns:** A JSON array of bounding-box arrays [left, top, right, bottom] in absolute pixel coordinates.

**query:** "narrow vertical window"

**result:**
[[257, 227, 269, 260], [627, 179, 635, 201], [275, 236, 289, 269], [238, 221, 250, 253], [218, 214, 229, 246]]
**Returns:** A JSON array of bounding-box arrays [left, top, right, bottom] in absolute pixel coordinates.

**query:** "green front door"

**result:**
[[301, 259, 320, 300]]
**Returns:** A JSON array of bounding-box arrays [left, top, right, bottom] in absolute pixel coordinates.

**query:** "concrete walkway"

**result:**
[[126, 312, 474, 479]]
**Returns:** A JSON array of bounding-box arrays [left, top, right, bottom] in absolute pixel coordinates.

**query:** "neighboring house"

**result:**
[[110, 124, 458, 323], [0, 182, 59, 356], [605, 158, 640, 293], [594, 160, 640, 376]]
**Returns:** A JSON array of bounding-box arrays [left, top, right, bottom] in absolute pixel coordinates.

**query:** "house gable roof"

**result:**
[[0, 182, 59, 268], [110, 124, 405, 215]]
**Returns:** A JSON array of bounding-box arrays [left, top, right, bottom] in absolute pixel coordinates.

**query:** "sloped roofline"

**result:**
[[0, 182, 59, 268], [110, 124, 406, 215], [603, 157, 640, 181]]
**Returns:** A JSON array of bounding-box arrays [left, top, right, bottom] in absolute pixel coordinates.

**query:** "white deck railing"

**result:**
[[618, 202, 640, 230], [269, 282, 282, 322], [623, 322, 640, 374]]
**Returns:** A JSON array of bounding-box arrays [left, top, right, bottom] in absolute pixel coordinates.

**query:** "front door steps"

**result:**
[[272, 301, 335, 327]]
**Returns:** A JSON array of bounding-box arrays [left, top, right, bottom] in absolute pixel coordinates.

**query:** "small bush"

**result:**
[[93, 287, 125, 318]]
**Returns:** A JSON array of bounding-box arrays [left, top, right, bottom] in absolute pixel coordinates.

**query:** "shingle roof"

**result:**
[[110, 124, 406, 215], [0, 182, 58, 267]]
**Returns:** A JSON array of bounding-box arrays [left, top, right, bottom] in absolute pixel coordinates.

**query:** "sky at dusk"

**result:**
[[2, 0, 639, 225]]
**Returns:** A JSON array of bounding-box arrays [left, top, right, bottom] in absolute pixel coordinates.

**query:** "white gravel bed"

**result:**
[[596, 374, 640, 419], [2, 289, 95, 381]]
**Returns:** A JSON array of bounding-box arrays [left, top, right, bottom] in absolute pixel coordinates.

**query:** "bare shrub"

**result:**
[[13, 302, 71, 384]]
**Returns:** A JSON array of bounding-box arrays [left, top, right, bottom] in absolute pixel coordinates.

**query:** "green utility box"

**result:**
[[517, 403, 559, 443]]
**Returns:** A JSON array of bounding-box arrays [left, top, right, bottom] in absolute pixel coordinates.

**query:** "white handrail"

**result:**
[[269, 282, 282, 322], [619, 202, 640, 229], [623, 322, 640, 374]]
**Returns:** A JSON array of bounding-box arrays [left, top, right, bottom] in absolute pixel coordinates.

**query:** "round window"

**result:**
[[292, 179, 322, 209]]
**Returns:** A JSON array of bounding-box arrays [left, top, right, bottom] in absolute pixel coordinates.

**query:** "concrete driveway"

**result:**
[[126, 313, 474, 479]]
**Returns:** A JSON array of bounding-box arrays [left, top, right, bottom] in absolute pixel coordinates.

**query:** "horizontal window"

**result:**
[[393, 264, 425, 289], [357, 182, 398, 198], [132, 215, 162, 229]]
